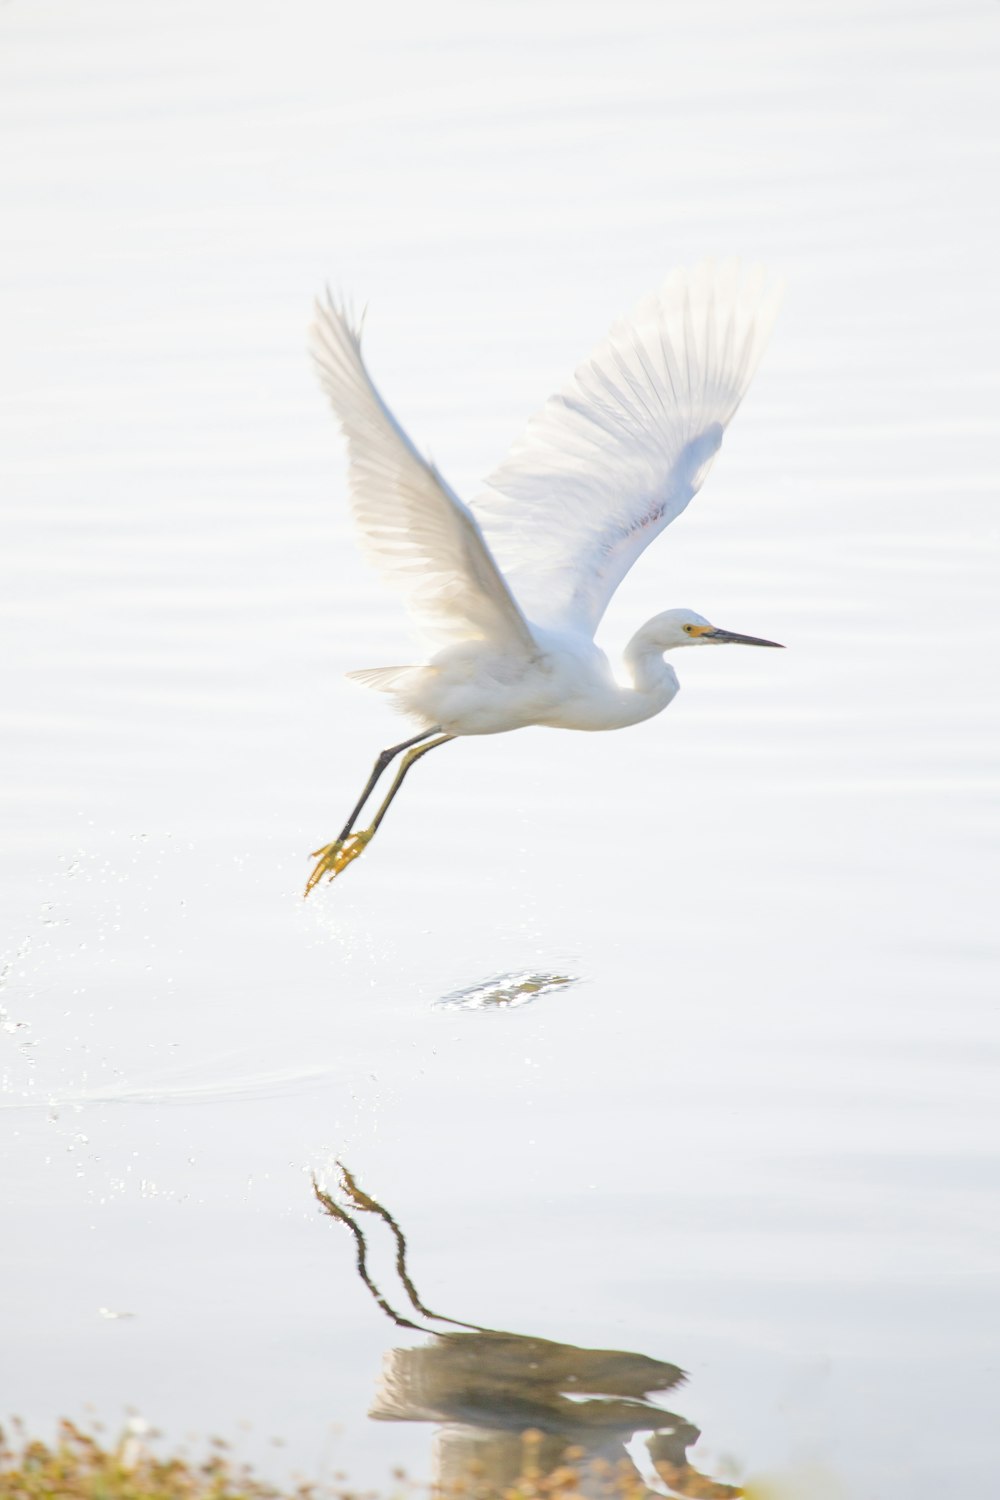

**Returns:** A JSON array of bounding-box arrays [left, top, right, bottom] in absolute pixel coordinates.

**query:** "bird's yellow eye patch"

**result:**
[[684, 623, 713, 636]]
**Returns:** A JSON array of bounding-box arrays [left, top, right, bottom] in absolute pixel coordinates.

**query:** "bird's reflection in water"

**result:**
[[314, 1167, 740, 1499]]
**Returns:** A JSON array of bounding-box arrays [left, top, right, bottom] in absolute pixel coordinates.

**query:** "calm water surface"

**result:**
[[1, 2, 998, 1495]]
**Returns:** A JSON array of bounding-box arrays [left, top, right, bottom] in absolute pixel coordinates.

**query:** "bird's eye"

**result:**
[[682, 624, 694, 634]]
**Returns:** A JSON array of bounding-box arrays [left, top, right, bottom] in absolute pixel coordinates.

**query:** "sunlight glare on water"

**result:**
[[1, 1, 998, 1497]]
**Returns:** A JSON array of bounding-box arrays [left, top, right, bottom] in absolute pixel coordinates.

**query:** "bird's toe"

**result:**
[[304, 832, 373, 896]]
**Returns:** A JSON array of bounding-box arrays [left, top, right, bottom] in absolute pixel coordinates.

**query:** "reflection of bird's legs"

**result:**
[[310, 1175, 425, 1332], [338, 1162, 485, 1331], [305, 731, 453, 894]]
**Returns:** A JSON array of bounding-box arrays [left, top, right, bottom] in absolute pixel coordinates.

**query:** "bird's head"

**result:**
[[649, 607, 784, 651]]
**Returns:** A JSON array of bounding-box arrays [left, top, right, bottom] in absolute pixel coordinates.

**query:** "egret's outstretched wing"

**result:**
[[472, 261, 780, 638], [311, 295, 537, 654]]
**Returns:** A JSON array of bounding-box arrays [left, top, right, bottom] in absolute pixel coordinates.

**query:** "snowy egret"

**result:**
[[305, 261, 783, 894]]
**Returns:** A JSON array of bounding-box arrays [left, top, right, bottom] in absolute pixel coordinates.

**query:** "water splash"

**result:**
[[435, 970, 577, 1012]]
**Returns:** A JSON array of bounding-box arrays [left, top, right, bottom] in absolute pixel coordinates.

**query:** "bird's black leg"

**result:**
[[336, 728, 441, 843], [367, 733, 453, 835], [304, 729, 451, 896]]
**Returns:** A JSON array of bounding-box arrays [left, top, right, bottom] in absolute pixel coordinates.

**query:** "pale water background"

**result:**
[[1, 1, 998, 1494]]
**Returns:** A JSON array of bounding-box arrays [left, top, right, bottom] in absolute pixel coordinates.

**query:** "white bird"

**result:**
[[305, 261, 783, 895]]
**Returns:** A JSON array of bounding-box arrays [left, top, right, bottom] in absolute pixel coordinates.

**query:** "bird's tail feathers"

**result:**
[[346, 665, 417, 694], [345, 666, 438, 731]]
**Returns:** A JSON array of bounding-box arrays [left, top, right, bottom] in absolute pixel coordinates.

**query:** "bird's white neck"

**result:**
[[621, 620, 681, 718]]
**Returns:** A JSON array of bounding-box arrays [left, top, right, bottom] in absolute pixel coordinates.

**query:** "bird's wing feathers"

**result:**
[[471, 261, 781, 637], [310, 294, 537, 654]]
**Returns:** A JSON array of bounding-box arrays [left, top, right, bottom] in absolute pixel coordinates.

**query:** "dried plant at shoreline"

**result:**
[[0, 1421, 329, 1500], [0, 1419, 709, 1500]]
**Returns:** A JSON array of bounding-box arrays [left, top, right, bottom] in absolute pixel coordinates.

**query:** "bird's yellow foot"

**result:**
[[304, 831, 373, 897]]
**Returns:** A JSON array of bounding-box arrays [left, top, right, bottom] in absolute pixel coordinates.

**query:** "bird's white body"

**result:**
[[387, 624, 679, 736], [305, 262, 783, 887]]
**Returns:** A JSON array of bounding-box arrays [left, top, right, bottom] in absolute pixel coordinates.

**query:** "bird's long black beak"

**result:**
[[703, 627, 784, 648]]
